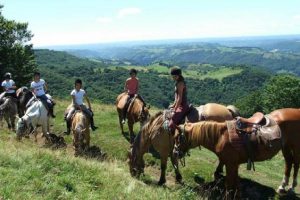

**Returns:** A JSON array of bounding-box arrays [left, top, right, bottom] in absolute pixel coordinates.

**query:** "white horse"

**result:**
[[16, 99, 50, 141]]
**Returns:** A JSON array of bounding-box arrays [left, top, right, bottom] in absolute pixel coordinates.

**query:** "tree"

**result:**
[[0, 5, 36, 86], [261, 74, 300, 113]]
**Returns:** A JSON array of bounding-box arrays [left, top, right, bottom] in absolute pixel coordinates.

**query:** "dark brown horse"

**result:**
[[116, 92, 150, 143], [174, 109, 300, 198], [128, 103, 238, 185], [269, 108, 300, 194], [16, 87, 33, 117]]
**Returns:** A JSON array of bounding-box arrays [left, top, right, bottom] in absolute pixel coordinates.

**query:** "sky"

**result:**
[[1, 0, 300, 47]]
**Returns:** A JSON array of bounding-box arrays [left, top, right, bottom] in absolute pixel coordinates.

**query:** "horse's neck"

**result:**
[[130, 100, 143, 118], [189, 124, 222, 152]]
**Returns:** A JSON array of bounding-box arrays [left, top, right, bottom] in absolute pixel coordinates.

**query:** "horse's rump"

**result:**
[[202, 103, 233, 121]]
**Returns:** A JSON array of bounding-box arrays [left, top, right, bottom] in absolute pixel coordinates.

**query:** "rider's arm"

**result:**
[[44, 82, 48, 93], [136, 79, 139, 94], [124, 79, 128, 92], [84, 94, 92, 110], [174, 82, 184, 110]]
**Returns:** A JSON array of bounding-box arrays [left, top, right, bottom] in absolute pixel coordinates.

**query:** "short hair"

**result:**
[[130, 68, 137, 75], [170, 67, 182, 76], [75, 79, 82, 85], [34, 72, 41, 76]]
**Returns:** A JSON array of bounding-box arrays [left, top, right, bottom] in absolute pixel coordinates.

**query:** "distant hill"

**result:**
[[64, 42, 300, 75], [34, 49, 271, 109]]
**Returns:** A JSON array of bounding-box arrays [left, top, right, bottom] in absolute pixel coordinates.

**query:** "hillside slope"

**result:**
[[0, 101, 298, 199]]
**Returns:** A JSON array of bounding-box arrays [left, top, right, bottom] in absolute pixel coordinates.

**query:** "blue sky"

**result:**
[[1, 0, 300, 46]]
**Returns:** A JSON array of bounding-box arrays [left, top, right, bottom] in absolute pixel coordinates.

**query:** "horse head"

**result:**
[[173, 124, 190, 159], [127, 132, 144, 177], [139, 105, 151, 126], [16, 117, 29, 140]]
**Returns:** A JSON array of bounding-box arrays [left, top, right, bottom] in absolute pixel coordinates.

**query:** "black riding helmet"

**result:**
[[129, 68, 137, 75], [170, 67, 182, 76], [4, 72, 12, 79]]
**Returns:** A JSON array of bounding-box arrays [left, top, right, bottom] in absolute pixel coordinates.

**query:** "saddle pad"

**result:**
[[226, 120, 244, 151]]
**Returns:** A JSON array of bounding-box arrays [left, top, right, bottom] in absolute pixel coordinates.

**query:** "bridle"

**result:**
[[173, 124, 190, 167]]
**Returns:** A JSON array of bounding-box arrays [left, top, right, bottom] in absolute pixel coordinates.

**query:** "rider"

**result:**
[[65, 79, 98, 134], [122, 68, 146, 124], [168, 67, 189, 134], [30, 72, 55, 118], [0, 72, 17, 104]]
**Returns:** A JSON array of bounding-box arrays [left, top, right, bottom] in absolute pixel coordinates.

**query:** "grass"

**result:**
[[0, 100, 298, 199], [107, 65, 243, 81]]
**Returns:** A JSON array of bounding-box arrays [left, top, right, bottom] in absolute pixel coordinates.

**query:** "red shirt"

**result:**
[[126, 77, 139, 95]]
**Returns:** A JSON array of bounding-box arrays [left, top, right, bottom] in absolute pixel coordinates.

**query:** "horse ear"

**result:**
[[147, 105, 151, 110]]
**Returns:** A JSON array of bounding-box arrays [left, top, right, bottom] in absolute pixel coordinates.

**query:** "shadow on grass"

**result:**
[[191, 174, 300, 200]]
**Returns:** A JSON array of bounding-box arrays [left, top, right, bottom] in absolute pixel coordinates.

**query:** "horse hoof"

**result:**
[[176, 174, 183, 183], [158, 179, 166, 186], [287, 188, 296, 195], [277, 188, 287, 195]]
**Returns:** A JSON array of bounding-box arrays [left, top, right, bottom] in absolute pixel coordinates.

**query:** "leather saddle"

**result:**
[[227, 113, 281, 170]]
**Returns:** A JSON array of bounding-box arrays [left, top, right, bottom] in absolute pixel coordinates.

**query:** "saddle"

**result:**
[[227, 113, 281, 170], [162, 104, 194, 132]]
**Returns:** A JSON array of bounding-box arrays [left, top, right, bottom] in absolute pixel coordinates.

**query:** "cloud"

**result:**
[[117, 7, 141, 18], [96, 17, 113, 24]]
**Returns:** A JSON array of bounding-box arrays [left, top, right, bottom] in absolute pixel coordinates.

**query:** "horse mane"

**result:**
[[188, 121, 227, 149], [132, 111, 163, 151]]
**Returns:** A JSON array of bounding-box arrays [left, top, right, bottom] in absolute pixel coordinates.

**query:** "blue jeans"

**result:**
[[37, 94, 52, 108]]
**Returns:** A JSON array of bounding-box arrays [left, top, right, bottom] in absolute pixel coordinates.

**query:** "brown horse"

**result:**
[[72, 111, 90, 156], [116, 92, 150, 143], [128, 103, 237, 185], [269, 108, 300, 194], [0, 97, 18, 131], [173, 112, 289, 198]]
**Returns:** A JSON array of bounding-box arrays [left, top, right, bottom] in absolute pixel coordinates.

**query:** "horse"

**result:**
[[269, 108, 300, 194], [16, 87, 33, 117], [0, 97, 18, 131], [173, 112, 286, 198], [72, 111, 90, 156], [128, 103, 238, 185], [116, 92, 150, 143], [16, 99, 50, 142]]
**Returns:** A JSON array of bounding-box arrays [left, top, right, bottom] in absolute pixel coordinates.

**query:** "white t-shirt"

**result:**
[[71, 89, 86, 105], [31, 79, 46, 96], [2, 79, 15, 94]]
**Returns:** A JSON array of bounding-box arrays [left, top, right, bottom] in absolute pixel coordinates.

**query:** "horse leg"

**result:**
[[277, 146, 293, 193], [289, 155, 300, 193], [170, 153, 182, 183], [158, 153, 168, 185], [128, 121, 135, 144], [11, 116, 16, 132], [225, 164, 239, 200], [5, 116, 11, 130], [118, 113, 124, 134], [214, 160, 224, 180]]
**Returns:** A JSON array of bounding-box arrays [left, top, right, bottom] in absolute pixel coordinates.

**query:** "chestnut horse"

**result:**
[[72, 111, 90, 156], [128, 103, 238, 185], [175, 108, 300, 198], [174, 117, 282, 199], [269, 108, 300, 194], [116, 92, 150, 143]]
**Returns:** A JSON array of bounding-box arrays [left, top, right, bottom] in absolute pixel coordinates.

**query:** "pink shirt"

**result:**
[[126, 77, 139, 95]]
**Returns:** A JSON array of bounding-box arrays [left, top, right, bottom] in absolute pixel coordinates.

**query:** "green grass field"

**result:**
[[0, 100, 298, 199], [107, 65, 242, 81]]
